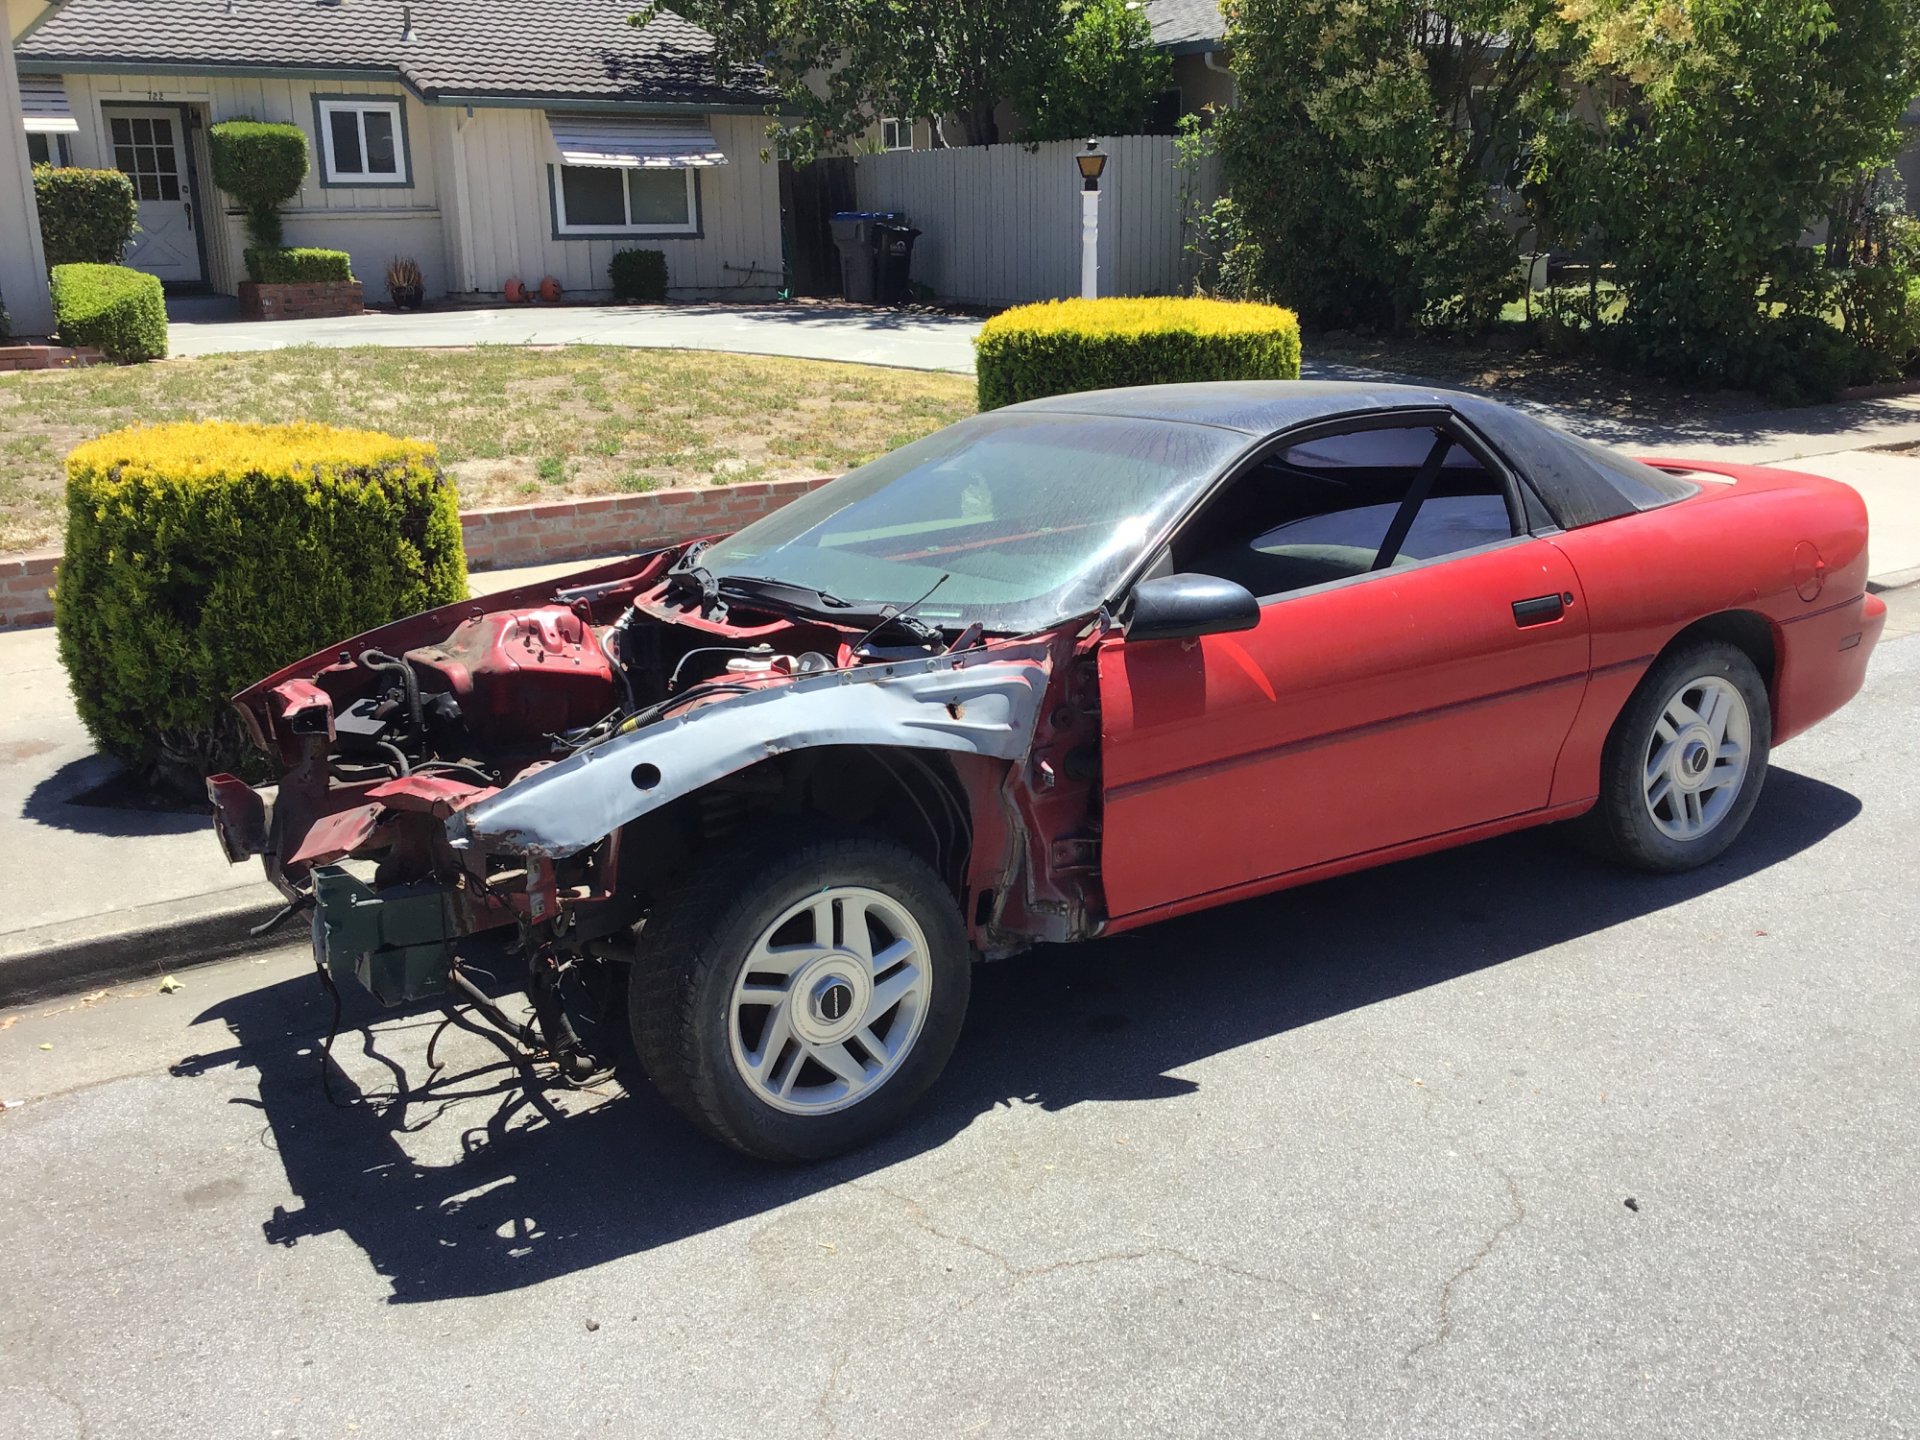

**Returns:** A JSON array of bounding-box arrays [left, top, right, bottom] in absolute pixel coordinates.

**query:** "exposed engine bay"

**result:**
[[208, 543, 1109, 1082]]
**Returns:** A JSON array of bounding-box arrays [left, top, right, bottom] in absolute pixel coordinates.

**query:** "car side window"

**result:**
[[1173, 423, 1518, 600]]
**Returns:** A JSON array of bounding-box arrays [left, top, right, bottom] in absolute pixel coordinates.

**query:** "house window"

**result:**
[[552, 165, 698, 236], [880, 117, 911, 151], [315, 98, 409, 185], [27, 132, 72, 166], [110, 116, 180, 199]]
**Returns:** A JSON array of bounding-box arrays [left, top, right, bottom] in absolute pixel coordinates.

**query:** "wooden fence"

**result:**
[[852, 134, 1221, 308]]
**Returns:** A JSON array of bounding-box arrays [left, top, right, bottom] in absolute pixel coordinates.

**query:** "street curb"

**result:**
[[1867, 564, 1920, 594], [0, 888, 294, 1009]]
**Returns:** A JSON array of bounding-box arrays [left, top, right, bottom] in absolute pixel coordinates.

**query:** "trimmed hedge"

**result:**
[[244, 247, 355, 284], [610, 248, 668, 302], [33, 166, 138, 267], [974, 297, 1303, 410], [56, 421, 468, 785], [50, 264, 167, 362], [208, 119, 309, 249]]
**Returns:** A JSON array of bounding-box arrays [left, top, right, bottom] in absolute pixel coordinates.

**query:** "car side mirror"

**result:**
[[1125, 573, 1260, 642]]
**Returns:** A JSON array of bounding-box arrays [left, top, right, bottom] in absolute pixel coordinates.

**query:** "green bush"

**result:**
[[55, 420, 468, 787], [973, 296, 1301, 409], [50, 264, 167, 362], [33, 166, 138, 267], [244, 247, 355, 284], [609, 248, 668, 302], [208, 119, 309, 249]]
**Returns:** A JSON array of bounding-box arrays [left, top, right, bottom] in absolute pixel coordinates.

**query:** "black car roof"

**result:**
[[1004, 381, 1689, 529]]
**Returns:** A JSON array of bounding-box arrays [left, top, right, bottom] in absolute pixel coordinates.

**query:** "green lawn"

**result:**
[[0, 345, 979, 554]]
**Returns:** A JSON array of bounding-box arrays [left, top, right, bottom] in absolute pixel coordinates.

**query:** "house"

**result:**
[[9, 0, 786, 301], [1143, 0, 1232, 119]]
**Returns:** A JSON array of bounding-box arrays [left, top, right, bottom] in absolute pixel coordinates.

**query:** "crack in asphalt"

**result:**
[[852, 1182, 1305, 1293], [1402, 1169, 1526, 1368], [813, 1349, 850, 1440]]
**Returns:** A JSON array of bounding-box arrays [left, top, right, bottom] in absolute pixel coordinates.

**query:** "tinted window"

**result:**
[[707, 414, 1248, 632]]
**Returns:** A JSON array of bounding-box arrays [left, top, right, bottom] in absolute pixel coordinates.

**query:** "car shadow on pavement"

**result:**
[[187, 764, 1859, 1304]]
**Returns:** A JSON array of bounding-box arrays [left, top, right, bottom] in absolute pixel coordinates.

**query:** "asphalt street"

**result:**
[[2, 608, 1917, 1440]]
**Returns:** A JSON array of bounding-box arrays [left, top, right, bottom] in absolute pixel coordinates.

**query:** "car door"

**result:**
[[1098, 414, 1591, 920], [107, 109, 204, 284]]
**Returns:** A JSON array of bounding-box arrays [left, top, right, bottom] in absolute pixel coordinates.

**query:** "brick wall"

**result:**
[[0, 550, 57, 629], [238, 281, 366, 321], [460, 476, 835, 571], [0, 476, 833, 630], [0, 345, 105, 372]]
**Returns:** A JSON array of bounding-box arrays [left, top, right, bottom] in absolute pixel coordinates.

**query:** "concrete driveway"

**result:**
[[2, 620, 1915, 1439], [164, 297, 987, 373]]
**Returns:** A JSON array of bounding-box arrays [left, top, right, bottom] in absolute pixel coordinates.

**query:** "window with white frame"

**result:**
[[26, 132, 72, 166], [880, 117, 911, 150], [552, 165, 698, 235], [315, 97, 409, 184]]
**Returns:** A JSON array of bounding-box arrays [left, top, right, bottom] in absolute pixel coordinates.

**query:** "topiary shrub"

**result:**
[[50, 264, 167, 362], [208, 119, 309, 249], [55, 421, 468, 788], [244, 247, 355, 284], [973, 296, 1302, 410], [609, 247, 669, 302], [33, 166, 138, 267]]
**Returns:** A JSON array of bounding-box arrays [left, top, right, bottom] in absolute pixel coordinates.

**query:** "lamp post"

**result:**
[[1076, 140, 1107, 300]]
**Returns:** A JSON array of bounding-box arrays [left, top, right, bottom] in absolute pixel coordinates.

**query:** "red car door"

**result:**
[[1098, 537, 1591, 920]]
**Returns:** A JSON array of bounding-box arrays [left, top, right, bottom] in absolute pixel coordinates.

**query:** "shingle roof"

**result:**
[[1143, 0, 1225, 51], [15, 0, 778, 108]]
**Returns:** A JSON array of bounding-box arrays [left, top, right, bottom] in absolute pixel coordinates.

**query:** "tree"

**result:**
[[1535, 0, 1920, 390], [638, 0, 1061, 156], [1212, 0, 1566, 333], [1009, 0, 1174, 142]]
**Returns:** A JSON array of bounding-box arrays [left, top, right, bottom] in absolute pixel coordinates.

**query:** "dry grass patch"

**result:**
[[0, 345, 977, 553]]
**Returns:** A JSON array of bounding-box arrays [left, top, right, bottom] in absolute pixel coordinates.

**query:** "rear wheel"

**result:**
[[1585, 639, 1771, 872], [629, 827, 970, 1161]]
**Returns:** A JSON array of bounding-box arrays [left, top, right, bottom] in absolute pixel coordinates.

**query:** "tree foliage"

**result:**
[[1212, 0, 1566, 333], [1534, 0, 1920, 392], [1009, 0, 1173, 142], [208, 119, 309, 250], [640, 0, 1058, 155]]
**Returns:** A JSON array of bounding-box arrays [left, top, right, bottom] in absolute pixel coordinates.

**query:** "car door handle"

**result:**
[[1512, 592, 1568, 627]]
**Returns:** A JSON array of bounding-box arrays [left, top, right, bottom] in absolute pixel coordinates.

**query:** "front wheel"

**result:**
[[629, 827, 971, 1161], [1584, 639, 1772, 872]]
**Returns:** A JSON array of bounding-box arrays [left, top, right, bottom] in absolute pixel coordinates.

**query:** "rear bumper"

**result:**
[[1773, 591, 1886, 745]]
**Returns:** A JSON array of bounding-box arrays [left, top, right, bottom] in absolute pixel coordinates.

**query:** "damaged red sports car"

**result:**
[[208, 382, 1887, 1159]]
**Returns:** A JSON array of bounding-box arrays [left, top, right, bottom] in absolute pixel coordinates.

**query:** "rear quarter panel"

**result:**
[[1545, 462, 1873, 807]]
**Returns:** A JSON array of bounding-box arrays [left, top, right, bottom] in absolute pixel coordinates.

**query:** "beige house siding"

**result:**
[[44, 73, 780, 302], [449, 107, 782, 301]]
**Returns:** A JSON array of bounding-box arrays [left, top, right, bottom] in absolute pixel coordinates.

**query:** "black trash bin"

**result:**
[[875, 222, 922, 305], [828, 211, 904, 303]]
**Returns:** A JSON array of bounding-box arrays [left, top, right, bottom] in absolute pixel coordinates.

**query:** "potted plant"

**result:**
[[386, 256, 425, 310]]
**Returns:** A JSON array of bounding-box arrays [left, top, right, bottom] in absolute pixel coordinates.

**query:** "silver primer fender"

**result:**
[[451, 641, 1054, 858]]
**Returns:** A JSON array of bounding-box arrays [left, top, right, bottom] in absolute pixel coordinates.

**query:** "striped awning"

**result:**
[[20, 75, 79, 133], [545, 114, 727, 168]]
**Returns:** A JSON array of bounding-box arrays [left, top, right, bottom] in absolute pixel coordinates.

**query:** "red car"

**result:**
[[210, 382, 1886, 1160]]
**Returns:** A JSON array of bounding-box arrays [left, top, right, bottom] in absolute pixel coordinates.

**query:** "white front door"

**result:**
[[108, 109, 203, 283]]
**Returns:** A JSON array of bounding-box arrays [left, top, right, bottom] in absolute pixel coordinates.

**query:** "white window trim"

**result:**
[[316, 98, 409, 186], [880, 117, 911, 151], [551, 164, 700, 237]]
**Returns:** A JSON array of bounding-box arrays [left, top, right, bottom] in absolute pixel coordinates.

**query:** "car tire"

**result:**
[[1583, 639, 1771, 873], [628, 824, 971, 1162]]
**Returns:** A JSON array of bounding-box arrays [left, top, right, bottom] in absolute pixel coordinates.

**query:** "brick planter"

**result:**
[[238, 281, 366, 321], [0, 345, 107, 372], [0, 476, 835, 631]]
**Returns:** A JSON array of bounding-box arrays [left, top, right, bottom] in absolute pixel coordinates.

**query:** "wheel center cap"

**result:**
[[814, 979, 855, 1024], [1682, 739, 1712, 778], [789, 955, 872, 1046]]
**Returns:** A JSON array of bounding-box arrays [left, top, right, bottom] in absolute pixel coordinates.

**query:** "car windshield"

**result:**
[[704, 412, 1250, 632]]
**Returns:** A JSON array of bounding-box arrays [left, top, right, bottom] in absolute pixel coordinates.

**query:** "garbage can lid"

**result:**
[[831, 211, 906, 222]]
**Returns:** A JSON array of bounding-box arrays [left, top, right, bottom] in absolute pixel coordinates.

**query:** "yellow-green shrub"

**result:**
[[56, 421, 468, 785], [974, 296, 1302, 410]]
